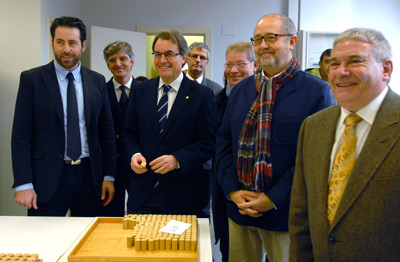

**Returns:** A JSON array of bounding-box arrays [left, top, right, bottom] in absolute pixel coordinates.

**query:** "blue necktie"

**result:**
[[66, 72, 82, 161], [157, 84, 171, 134]]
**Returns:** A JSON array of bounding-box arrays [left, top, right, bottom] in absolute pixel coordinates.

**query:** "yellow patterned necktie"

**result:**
[[327, 113, 363, 225]]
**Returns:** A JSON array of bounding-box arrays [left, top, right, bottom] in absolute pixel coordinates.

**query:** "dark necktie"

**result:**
[[157, 84, 171, 134], [119, 85, 128, 110], [66, 72, 82, 161]]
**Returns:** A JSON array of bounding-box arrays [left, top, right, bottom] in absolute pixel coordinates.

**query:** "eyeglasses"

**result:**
[[152, 52, 181, 59], [224, 62, 251, 69], [108, 56, 130, 64], [188, 54, 208, 61], [250, 34, 293, 46]]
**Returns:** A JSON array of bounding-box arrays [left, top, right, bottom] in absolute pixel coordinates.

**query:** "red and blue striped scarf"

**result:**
[[237, 58, 301, 192]]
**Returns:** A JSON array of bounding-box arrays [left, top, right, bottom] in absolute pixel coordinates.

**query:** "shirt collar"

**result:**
[[112, 76, 133, 91], [54, 60, 82, 83], [186, 72, 204, 83], [158, 71, 184, 93], [339, 86, 388, 126]]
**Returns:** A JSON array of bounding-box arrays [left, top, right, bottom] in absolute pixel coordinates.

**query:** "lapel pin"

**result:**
[[186, 96, 189, 99]]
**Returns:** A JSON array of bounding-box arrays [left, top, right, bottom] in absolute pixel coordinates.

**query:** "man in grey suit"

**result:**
[[186, 42, 222, 93], [289, 28, 400, 261]]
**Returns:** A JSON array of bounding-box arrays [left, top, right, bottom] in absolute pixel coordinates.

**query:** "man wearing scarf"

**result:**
[[215, 13, 334, 262]]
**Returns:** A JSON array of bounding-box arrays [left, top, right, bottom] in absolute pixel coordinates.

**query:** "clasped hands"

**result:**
[[131, 154, 178, 175], [229, 190, 275, 218]]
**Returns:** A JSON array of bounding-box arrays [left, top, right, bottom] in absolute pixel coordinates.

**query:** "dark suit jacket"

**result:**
[[215, 71, 333, 231], [11, 61, 116, 203], [289, 89, 400, 262], [106, 77, 138, 185], [201, 77, 222, 94], [124, 74, 217, 215], [103, 77, 138, 216]]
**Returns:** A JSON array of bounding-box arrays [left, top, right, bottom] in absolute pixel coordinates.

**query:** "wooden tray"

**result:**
[[68, 217, 198, 262]]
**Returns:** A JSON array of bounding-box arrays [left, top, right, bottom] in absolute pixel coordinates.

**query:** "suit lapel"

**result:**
[[313, 107, 340, 211], [163, 76, 193, 137], [146, 78, 160, 134], [106, 79, 121, 124], [41, 62, 64, 126], [81, 67, 94, 126], [332, 89, 400, 228]]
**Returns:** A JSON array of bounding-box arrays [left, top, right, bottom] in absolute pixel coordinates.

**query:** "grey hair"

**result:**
[[189, 42, 210, 59], [256, 13, 297, 35], [334, 27, 392, 61], [225, 41, 256, 62], [103, 41, 134, 63]]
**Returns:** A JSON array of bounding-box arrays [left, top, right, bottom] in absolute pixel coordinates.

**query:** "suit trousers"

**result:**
[[228, 218, 289, 262], [28, 158, 102, 217]]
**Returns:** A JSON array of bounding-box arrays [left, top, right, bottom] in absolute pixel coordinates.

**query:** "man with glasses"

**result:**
[[213, 40, 257, 262], [186, 42, 222, 93], [124, 30, 217, 217], [102, 41, 139, 216], [215, 14, 333, 261]]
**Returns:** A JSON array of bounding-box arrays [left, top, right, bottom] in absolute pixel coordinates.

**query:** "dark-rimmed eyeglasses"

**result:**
[[152, 52, 181, 59], [250, 34, 293, 46]]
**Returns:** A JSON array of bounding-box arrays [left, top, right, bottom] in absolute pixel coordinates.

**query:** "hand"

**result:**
[[228, 190, 262, 217], [131, 154, 148, 174], [237, 191, 274, 217], [150, 155, 178, 174], [101, 180, 115, 207], [14, 189, 38, 210]]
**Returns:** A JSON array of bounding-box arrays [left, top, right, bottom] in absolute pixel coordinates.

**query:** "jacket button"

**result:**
[[328, 237, 336, 244], [116, 134, 120, 139]]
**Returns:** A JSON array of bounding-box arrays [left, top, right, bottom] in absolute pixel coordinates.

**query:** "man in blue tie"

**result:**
[[11, 16, 116, 216], [123, 30, 217, 217]]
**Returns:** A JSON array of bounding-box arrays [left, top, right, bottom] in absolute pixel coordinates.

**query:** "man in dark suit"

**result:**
[[102, 41, 139, 216], [124, 30, 217, 217], [289, 28, 400, 262], [11, 16, 116, 217], [186, 42, 222, 93], [213, 40, 257, 262], [215, 14, 333, 262]]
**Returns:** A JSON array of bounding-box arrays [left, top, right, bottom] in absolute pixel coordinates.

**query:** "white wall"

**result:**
[[299, 0, 400, 94], [0, 0, 41, 215], [0, 0, 81, 215], [80, 0, 288, 86]]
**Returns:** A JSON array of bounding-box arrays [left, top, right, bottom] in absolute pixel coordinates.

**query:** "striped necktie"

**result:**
[[327, 113, 363, 225], [157, 84, 171, 134]]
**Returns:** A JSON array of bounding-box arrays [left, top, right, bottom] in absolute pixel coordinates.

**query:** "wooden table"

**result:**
[[0, 216, 212, 262]]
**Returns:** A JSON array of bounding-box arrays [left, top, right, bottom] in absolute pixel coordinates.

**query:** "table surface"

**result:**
[[0, 216, 212, 262]]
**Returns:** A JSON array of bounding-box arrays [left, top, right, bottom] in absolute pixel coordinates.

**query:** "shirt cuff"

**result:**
[[104, 176, 115, 182], [15, 183, 34, 192]]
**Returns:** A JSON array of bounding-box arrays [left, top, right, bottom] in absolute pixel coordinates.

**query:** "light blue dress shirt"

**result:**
[[16, 60, 113, 192]]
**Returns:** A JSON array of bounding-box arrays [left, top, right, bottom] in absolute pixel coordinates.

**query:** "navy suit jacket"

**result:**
[[215, 71, 333, 231], [124, 74, 217, 215], [11, 61, 117, 203], [106, 77, 138, 186]]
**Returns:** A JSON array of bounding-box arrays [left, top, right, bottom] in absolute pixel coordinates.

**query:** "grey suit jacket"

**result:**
[[201, 77, 222, 94], [289, 88, 400, 262]]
